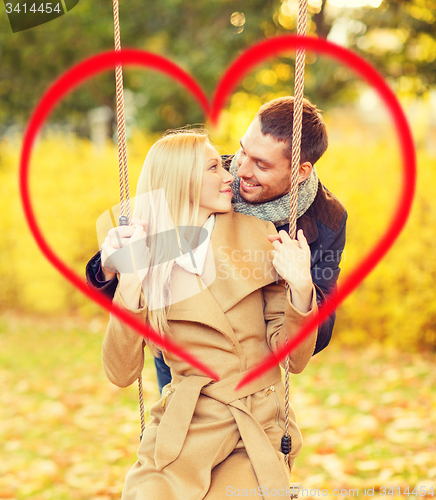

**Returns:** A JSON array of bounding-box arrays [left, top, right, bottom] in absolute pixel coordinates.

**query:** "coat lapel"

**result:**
[[208, 209, 278, 311], [166, 244, 236, 342], [167, 210, 278, 341]]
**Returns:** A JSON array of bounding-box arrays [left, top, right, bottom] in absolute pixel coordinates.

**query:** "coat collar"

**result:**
[[297, 204, 318, 244]]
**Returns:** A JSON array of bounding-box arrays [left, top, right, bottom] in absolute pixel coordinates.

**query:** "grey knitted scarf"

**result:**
[[229, 152, 319, 228]]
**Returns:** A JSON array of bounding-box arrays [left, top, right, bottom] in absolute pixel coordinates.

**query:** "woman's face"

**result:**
[[197, 143, 234, 225]]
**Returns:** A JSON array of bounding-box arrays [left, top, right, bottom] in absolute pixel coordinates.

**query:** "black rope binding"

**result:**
[[281, 434, 292, 455]]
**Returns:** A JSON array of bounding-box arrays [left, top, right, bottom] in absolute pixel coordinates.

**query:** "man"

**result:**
[[86, 96, 347, 393]]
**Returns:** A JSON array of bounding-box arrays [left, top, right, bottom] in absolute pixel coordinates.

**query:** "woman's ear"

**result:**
[[297, 162, 313, 184]]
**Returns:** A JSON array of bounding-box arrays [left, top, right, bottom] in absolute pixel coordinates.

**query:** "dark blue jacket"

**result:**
[[291, 179, 347, 352]]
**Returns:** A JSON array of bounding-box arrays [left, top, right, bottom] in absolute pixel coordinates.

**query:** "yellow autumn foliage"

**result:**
[[0, 118, 434, 351]]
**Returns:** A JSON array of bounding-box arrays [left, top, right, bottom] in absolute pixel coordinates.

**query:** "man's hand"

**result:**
[[268, 229, 313, 313]]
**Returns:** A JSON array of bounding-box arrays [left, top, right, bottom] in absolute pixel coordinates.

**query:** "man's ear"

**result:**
[[297, 162, 313, 184]]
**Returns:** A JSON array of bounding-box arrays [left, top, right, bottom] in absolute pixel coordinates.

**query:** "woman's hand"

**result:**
[[101, 223, 134, 280], [101, 218, 150, 308], [268, 229, 313, 313]]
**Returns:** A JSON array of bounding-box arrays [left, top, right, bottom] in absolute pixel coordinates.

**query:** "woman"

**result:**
[[101, 130, 317, 500]]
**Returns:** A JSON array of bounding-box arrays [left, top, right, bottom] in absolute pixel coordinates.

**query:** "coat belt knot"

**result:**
[[154, 368, 290, 493]]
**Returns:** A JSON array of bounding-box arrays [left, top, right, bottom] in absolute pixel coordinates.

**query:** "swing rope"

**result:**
[[282, 0, 308, 475], [112, 0, 146, 439], [113, 0, 131, 225]]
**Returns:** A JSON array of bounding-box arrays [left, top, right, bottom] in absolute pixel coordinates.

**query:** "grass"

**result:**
[[1, 315, 435, 499]]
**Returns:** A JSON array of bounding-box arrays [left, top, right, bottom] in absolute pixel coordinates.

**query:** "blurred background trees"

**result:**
[[0, 0, 435, 133]]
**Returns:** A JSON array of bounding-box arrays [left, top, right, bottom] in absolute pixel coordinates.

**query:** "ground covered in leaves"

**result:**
[[1, 315, 435, 499]]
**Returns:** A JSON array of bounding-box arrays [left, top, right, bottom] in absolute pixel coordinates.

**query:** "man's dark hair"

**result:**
[[257, 96, 328, 165]]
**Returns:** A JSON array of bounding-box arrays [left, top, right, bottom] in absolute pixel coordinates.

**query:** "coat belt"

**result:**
[[154, 368, 290, 493]]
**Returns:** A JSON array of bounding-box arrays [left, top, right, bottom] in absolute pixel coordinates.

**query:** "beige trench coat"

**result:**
[[103, 209, 318, 500]]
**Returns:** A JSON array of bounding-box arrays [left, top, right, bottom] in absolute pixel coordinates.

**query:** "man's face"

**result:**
[[237, 117, 292, 204]]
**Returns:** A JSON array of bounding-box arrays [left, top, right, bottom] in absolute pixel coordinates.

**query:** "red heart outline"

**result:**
[[19, 36, 416, 388]]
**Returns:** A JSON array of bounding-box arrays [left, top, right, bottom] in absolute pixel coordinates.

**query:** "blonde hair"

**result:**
[[133, 129, 209, 355]]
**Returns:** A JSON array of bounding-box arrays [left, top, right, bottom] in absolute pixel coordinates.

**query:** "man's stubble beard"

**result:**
[[238, 175, 291, 205]]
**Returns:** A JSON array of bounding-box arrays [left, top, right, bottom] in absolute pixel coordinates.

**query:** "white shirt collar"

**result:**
[[175, 215, 215, 275]]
